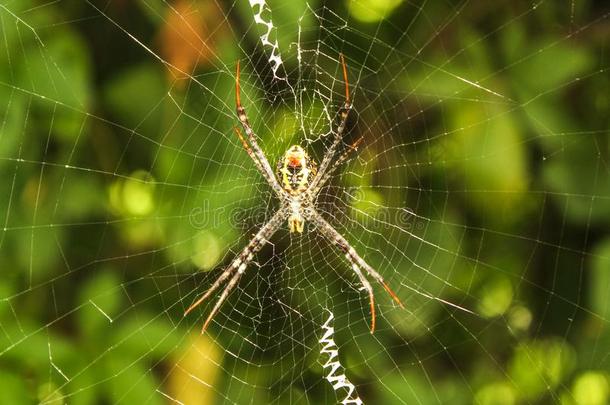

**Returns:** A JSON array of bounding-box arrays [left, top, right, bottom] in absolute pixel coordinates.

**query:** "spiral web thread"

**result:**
[[0, 0, 609, 404]]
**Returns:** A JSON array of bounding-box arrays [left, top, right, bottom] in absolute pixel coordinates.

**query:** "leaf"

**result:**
[[166, 333, 223, 405], [0, 369, 30, 403], [17, 29, 92, 141], [0, 91, 27, 166], [543, 135, 610, 225], [442, 102, 531, 224], [347, 0, 404, 23], [508, 338, 576, 400], [104, 357, 163, 405], [570, 371, 610, 405], [14, 226, 64, 281], [509, 39, 593, 151], [103, 63, 166, 137], [474, 381, 517, 405], [0, 321, 76, 372], [477, 276, 514, 318], [511, 41, 592, 97], [378, 370, 468, 404], [590, 238, 610, 321], [111, 315, 182, 359], [78, 268, 122, 339]]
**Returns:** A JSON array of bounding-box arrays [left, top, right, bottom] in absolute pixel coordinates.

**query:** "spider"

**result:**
[[185, 55, 403, 334]]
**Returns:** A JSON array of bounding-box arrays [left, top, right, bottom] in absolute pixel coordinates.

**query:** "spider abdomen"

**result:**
[[277, 145, 317, 196]]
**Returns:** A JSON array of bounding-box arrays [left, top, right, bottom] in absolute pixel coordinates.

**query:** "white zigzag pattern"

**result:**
[[319, 310, 364, 405], [248, 0, 283, 78]]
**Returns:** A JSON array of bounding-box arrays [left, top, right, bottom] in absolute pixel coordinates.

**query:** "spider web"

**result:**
[[1, 0, 610, 403]]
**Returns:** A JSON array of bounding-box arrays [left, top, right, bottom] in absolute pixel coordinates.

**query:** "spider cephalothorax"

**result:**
[[185, 55, 403, 334]]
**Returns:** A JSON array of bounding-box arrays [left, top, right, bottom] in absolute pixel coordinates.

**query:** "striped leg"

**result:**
[[349, 262, 377, 333], [235, 61, 286, 198], [233, 126, 268, 182], [309, 135, 364, 197], [185, 208, 287, 333], [308, 209, 403, 333], [309, 54, 352, 192]]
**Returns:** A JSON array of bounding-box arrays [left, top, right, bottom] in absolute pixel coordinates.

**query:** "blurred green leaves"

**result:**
[[567, 371, 610, 405], [477, 276, 514, 318], [0, 89, 26, 165], [500, 25, 610, 226], [77, 269, 121, 337], [0, 369, 30, 404], [347, 0, 404, 23], [475, 381, 517, 405], [190, 230, 225, 270], [413, 27, 532, 225], [0, 1, 609, 404], [1, 4, 88, 137], [509, 338, 576, 400], [590, 238, 610, 321], [104, 64, 166, 138], [109, 170, 156, 217]]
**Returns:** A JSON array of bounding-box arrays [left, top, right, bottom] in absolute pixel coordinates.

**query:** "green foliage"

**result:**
[[590, 238, 610, 320], [0, 1, 609, 404]]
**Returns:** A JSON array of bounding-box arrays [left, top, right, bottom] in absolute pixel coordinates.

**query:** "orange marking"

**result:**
[[184, 295, 206, 317], [236, 60, 241, 108], [369, 293, 376, 334], [288, 156, 303, 166], [201, 314, 214, 334], [339, 53, 350, 104], [351, 136, 364, 150], [233, 126, 250, 150], [383, 282, 405, 309]]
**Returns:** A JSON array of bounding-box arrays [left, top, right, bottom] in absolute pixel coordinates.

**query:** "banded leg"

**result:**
[[309, 54, 352, 192], [233, 126, 268, 181], [185, 208, 287, 333], [235, 61, 286, 198], [308, 209, 403, 333], [350, 262, 376, 333], [309, 135, 364, 197]]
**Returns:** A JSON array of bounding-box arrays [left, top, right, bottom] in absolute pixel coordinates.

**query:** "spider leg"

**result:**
[[309, 54, 352, 193], [350, 252, 404, 310], [184, 265, 235, 317], [233, 126, 268, 179], [310, 135, 364, 196], [200, 270, 242, 333], [350, 263, 376, 333], [185, 208, 287, 333], [308, 209, 403, 333], [235, 61, 286, 198]]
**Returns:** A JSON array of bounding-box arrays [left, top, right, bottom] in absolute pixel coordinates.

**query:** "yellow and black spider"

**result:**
[[185, 55, 403, 334]]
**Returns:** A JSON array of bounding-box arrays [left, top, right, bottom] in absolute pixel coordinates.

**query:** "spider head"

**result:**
[[277, 145, 317, 195]]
